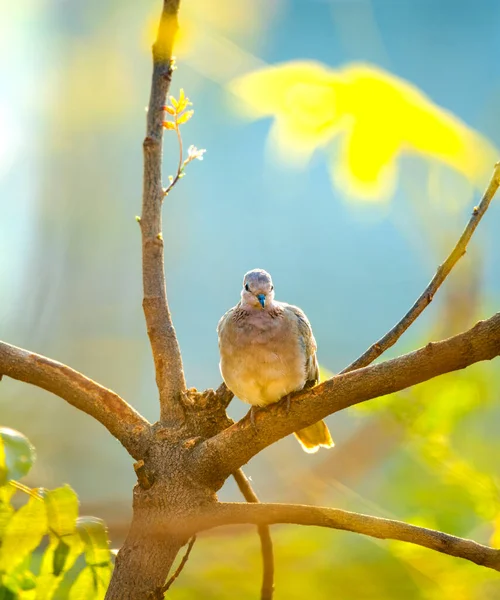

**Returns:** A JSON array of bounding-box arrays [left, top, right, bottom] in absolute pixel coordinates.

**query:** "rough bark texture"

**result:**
[[106, 451, 213, 598], [141, 0, 186, 427], [195, 312, 500, 479], [0, 341, 150, 459], [105, 405, 231, 599]]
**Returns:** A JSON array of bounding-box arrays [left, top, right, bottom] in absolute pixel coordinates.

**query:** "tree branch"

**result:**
[[195, 503, 500, 572], [0, 341, 151, 459], [141, 0, 186, 426], [158, 535, 196, 596], [342, 161, 500, 374], [194, 312, 500, 478], [233, 469, 274, 600], [214, 382, 234, 409]]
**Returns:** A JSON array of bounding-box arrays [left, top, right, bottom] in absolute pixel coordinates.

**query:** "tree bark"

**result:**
[[106, 522, 184, 600], [195, 502, 500, 572], [105, 431, 220, 599], [141, 0, 186, 427], [0, 341, 151, 459], [195, 312, 500, 478]]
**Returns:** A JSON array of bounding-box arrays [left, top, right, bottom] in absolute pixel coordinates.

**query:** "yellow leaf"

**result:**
[[163, 105, 176, 116], [228, 61, 498, 202], [177, 88, 187, 111], [177, 92, 191, 114], [163, 121, 176, 130], [177, 110, 194, 125], [0, 493, 47, 572], [169, 95, 178, 109]]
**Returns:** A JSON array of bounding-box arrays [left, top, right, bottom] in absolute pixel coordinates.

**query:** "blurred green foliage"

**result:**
[[0, 428, 113, 600]]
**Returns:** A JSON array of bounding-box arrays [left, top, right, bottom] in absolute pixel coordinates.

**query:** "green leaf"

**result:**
[[35, 487, 82, 599], [0, 493, 47, 573], [0, 585, 17, 600], [92, 564, 112, 599], [70, 520, 112, 600], [0, 485, 16, 503], [2, 555, 36, 594], [0, 428, 36, 485], [16, 569, 36, 591], [0, 439, 5, 486], [0, 486, 15, 538], [43, 485, 79, 538], [52, 539, 70, 577], [68, 567, 98, 600], [76, 517, 110, 567], [36, 533, 84, 600]]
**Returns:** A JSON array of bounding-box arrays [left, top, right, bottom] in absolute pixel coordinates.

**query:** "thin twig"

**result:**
[[192, 503, 500, 572], [175, 123, 183, 181], [9, 480, 43, 500], [233, 469, 274, 600], [162, 120, 184, 198], [341, 161, 500, 374], [0, 341, 151, 459], [141, 0, 186, 426], [160, 535, 196, 595]]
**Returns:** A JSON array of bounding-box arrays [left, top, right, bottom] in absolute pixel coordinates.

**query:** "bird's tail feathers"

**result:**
[[294, 420, 334, 453]]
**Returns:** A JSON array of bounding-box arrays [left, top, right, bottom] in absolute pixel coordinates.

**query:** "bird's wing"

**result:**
[[217, 307, 235, 341], [284, 304, 319, 387]]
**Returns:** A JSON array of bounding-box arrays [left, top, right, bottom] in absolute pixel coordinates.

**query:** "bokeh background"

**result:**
[[2, 0, 500, 598]]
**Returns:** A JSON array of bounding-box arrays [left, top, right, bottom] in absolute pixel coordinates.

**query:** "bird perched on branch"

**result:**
[[217, 268, 334, 453]]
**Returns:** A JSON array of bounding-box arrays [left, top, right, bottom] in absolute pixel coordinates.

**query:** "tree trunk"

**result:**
[[107, 520, 184, 600], [105, 429, 220, 599]]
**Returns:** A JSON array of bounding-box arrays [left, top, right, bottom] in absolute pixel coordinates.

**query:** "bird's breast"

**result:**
[[219, 320, 306, 407]]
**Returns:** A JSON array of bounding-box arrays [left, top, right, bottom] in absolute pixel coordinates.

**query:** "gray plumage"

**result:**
[[217, 269, 334, 453]]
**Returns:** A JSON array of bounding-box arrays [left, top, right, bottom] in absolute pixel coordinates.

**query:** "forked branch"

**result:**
[[0, 341, 151, 459], [342, 161, 500, 373]]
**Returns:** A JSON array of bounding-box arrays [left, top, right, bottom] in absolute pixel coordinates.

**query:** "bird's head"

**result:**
[[241, 269, 275, 309]]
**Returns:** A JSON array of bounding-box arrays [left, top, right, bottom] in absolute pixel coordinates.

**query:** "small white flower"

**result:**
[[187, 145, 206, 161]]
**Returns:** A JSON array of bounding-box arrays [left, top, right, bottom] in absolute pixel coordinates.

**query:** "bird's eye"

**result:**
[[245, 284, 250, 292], [271, 286, 274, 291]]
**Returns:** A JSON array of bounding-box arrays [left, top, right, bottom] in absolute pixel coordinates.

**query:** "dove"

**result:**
[[217, 269, 334, 453]]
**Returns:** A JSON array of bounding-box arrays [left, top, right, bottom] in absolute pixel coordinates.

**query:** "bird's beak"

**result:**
[[257, 294, 266, 308]]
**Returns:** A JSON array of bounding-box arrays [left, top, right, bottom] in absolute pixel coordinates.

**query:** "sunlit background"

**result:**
[[2, 0, 500, 597]]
